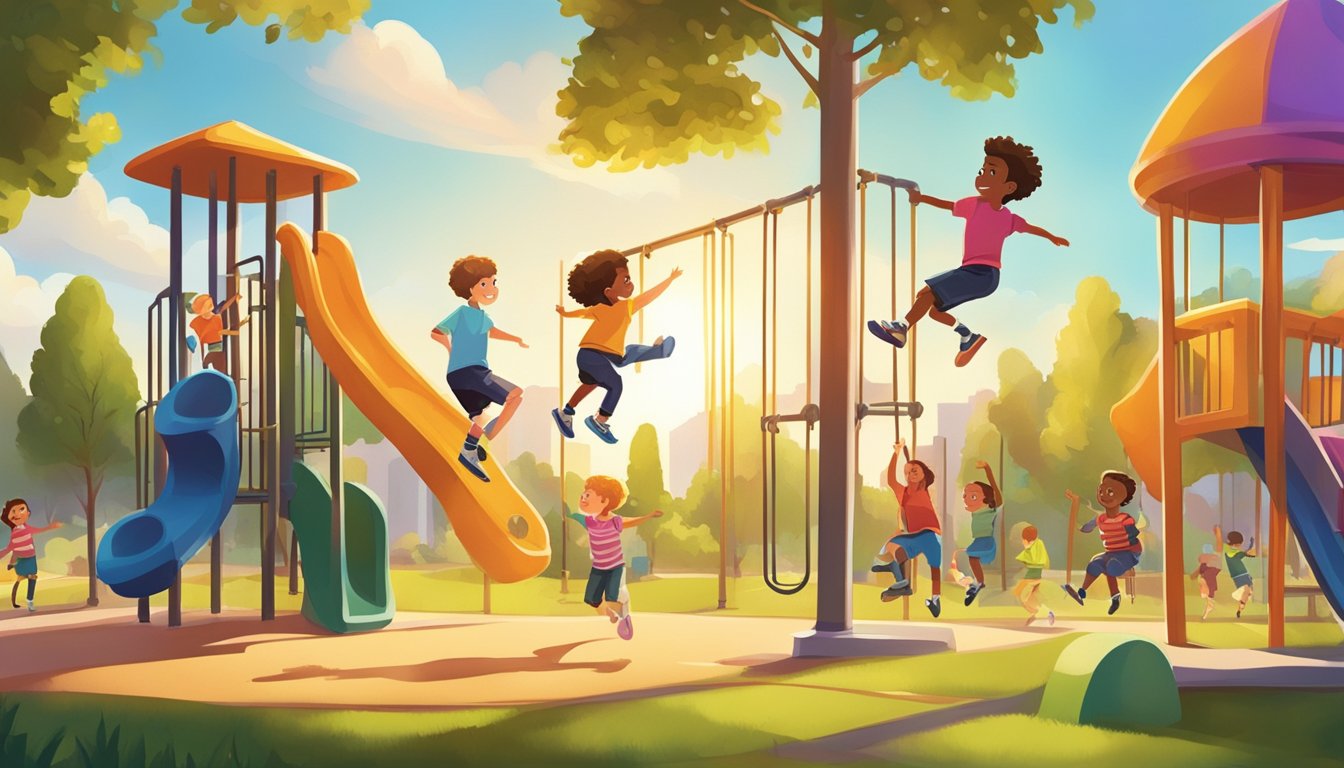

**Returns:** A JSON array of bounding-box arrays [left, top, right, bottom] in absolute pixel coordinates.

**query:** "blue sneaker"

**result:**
[[585, 415, 618, 444], [552, 408, 575, 439], [458, 449, 490, 482], [867, 319, 908, 348]]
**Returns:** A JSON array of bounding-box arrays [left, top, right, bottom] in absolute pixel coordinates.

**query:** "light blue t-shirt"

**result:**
[[436, 305, 493, 373]]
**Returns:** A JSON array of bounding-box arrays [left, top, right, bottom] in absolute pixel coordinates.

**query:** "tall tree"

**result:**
[[0, 0, 368, 232], [18, 277, 139, 606], [626, 423, 671, 571], [0, 349, 31, 491], [558, 0, 1092, 631]]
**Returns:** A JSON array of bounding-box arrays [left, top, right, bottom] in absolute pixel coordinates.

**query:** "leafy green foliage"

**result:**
[[0, 700, 63, 768], [0, 350, 32, 491], [625, 423, 671, 565], [0, 0, 367, 233]]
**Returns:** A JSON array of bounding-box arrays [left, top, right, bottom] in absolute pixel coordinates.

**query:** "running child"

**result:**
[[1191, 540, 1222, 621], [1, 499, 62, 612], [1014, 524, 1054, 626], [189, 292, 249, 371], [962, 459, 1002, 606], [430, 255, 528, 483], [871, 439, 944, 617], [566, 475, 662, 640], [554, 250, 681, 445], [1216, 525, 1256, 619], [867, 136, 1069, 367], [1061, 472, 1141, 616]]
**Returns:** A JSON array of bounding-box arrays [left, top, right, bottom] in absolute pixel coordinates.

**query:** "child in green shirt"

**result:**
[[962, 460, 1001, 606], [1014, 524, 1053, 626]]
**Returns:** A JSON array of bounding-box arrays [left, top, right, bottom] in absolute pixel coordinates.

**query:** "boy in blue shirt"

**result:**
[[430, 255, 527, 482]]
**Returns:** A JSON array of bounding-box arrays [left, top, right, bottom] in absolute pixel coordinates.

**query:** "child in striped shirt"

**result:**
[[1062, 471, 1141, 615], [1, 498, 63, 612], [567, 475, 662, 640]]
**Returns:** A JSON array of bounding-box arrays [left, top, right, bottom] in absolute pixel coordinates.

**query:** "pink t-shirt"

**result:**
[[2, 524, 35, 558], [954, 196, 1030, 269], [584, 514, 625, 570]]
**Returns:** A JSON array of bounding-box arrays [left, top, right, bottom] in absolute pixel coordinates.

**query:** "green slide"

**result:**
[[289, 461, 395, 633]]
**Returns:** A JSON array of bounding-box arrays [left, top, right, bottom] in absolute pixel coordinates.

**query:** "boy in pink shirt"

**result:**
[[566, 475, 662, 640], [869, 136, 1069, 367]]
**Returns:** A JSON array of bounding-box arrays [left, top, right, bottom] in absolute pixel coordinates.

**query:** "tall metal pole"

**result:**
[[1261, 165, 1286, 648], [208, 170, 222, 615], [718, 225, 728, 610], [262, 169, 279, 621], [999, 434, 1007, 589], [1157, 203, 1187, 646], [167, 165, 184, 628], [558, 259, 568, 594]]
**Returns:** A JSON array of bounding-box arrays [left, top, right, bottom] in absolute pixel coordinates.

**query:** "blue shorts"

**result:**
[[13, 556, 37, 577], [889, 530, 942, 569], [926, 265, 1000, 312], [1086, 549, 1140, 578], [446, 366, 515, 418], [966, 536, 997, 565], [1232, 573, 1253, 589], [584, 565, 624, 607]]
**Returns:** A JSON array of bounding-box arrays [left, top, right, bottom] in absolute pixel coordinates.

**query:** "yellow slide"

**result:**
[[1111, 358, 1163, 499], [277, 224, 550, 583]]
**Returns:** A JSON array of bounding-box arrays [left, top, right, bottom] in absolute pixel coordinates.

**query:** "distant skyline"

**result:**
[[1, 1, 1341, 482]]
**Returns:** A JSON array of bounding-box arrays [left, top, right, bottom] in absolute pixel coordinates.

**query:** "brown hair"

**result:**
[[449, 256, 498, 300], [584, 475, 626, 512], [984, 136, 1043, 203], [1226, 530, 1244, 546], [568, 250, 629, 307], [2, 499, 28, 528], [908, 459, 935, 489], [971, 480, 999, 508], [1022, 524, 1039, 542], [1101, 470, 1138, 506]]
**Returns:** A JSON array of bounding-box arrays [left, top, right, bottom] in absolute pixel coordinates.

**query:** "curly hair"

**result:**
[[585, 475, 626, 512], [2, 498, 27, 528], [970, 480, 999, 508], [1100, 470, 1138, 507], [984, 136, 1043, 203], [448, 255, 497, 300], [568, 250, 629, 307]]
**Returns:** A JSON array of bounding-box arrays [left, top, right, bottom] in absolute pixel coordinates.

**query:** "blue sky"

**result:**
[[2, 0, 1341, 480]]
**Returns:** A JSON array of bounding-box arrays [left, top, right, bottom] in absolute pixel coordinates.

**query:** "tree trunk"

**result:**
[[83, 467, 99, 607], [813, 11, 858, 633]]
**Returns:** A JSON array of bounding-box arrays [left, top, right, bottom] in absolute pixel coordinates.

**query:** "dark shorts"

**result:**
[[1232, 573, 1253, 589], [926, 265, 1001, 312], [584, 565, 624, 607], [446, 366, 515, 418], [13, 556, 37, 577], [966, 536, 997, 565], [1086, 549, 1140, 578]]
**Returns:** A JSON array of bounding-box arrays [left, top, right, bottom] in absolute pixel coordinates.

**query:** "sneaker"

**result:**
[[458, 449, 491, 482], [1107, 594, 1121, 615], [925, 596, 942, 618], [477, 445, 488, 462], [552, 408, 575, 439], [1047, 610, 1056, 626], [870, 562, 894, 574], [585, 416, 618, 444], [1062, 584, 1085, 606], [880, 584, 912, 602], [954, 333, 988, 367], [964, 582, 983, 607], [1236, 607, 1243, 619], [867, 319, 908, 348], [27, 600, 35, 612], [617, 613, 634, 640]]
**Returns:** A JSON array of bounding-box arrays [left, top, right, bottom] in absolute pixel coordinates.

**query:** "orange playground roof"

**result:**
[[1131, 0, 1344, 224], [124, 121, 358, 203]]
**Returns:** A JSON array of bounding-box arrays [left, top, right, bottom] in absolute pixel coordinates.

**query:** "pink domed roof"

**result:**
[[1131, 0, 1344, 224]]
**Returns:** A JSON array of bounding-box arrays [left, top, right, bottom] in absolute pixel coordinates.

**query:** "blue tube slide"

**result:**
[[97, 370, 241, 598]]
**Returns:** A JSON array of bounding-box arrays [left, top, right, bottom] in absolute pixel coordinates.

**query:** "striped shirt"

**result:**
[[1, 524, 36, 558], [584, 514, 625, 569], [1096, 512, 1141, 552]]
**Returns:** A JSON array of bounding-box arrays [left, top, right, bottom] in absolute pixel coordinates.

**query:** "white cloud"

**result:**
[[1289, 237, 1344, 252], [306, 21, 677, 198], [0, 174, 168, 290], [0, 246, 76, 384]]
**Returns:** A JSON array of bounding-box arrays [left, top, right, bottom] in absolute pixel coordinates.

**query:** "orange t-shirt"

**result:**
[[190, 314, 224, 345], [578, 299, 633, 356], [898, 486, 941, 534]]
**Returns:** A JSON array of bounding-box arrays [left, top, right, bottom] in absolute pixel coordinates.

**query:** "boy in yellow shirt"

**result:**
[[554, 250, 681, 444]]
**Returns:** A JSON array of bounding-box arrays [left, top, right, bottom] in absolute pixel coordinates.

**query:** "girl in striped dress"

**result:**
[[1061, 471, 1141, 615], [567, 475, 662, 639], [2, 499, 63, 611]]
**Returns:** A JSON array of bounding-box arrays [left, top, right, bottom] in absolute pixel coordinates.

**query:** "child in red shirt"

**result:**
[[1062, 471, 1141, 615], [871, 440, 944, 617]]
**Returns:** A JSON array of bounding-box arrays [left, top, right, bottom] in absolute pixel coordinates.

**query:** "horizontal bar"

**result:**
[[857, 401, 924, 420], [761, 403, 821, 433], [856, 170, 920, 193]]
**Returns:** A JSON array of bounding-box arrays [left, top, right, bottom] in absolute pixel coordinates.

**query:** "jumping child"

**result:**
[[189, 292, 249, 371], [1061, 472, 1141, 616], [1191, 540, 1222, 621], [867, 136, 1069, 367], [554, 250, 681, 445], [566, 475, 662, 640], [1014, 524, 1054, 626], [1, 499, 62, 611], [430, 255, 528, 483], [962, 459, 1002, 606], [872, 439, 943, 617], [1216, 525, 1256, 619]]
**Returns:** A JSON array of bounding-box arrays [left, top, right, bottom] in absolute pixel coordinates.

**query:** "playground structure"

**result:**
[[1112, 0, 1344, 647], [115, 121, 549, 630]]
